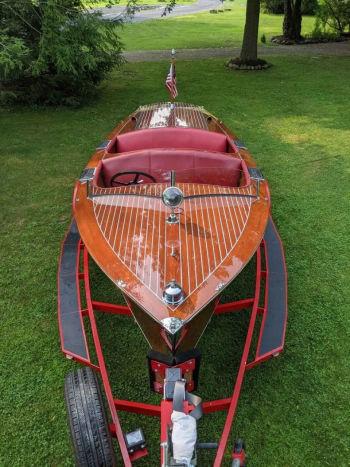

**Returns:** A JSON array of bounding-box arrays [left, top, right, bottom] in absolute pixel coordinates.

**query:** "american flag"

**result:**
[[165, 63, 178, 99]]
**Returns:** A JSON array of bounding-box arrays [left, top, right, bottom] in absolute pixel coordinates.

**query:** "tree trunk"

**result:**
[[240, 0, 260, 62], [283, 0, 302, 41]]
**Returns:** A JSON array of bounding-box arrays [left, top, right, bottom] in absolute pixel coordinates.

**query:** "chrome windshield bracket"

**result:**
[[248, 167, 265, 198], [79, 168, 95, 183], [79, 168, 96, 199]]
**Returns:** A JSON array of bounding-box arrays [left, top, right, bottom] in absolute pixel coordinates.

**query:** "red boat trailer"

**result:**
[[58, 217, 287, 466]]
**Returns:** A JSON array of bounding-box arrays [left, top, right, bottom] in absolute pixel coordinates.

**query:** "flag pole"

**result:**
[[170, 48, 176, 109], [165, 48, 178, 106]]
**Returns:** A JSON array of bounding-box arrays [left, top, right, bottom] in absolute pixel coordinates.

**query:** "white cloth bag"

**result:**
[[171, 410, 197, 466]]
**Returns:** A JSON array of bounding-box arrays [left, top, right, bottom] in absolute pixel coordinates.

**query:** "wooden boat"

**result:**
[[60, 101, 287, 466], [73, 102, 270, 356]]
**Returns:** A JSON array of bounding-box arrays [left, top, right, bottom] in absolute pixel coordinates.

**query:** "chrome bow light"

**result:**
[[162, 280, 185, 306], [162, 170, 184, 224]]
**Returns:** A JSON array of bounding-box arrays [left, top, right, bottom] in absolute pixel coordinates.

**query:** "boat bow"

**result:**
[[75, 181, 269, 324]]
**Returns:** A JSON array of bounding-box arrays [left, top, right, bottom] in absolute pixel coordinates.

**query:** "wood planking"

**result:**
[[135, 103, 209, 130], [92, 183, 253, 306]]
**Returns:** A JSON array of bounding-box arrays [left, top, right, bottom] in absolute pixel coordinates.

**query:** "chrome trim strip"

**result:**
[[90, 191, 257, 200]]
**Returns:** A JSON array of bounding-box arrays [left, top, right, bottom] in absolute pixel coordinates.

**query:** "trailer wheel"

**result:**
[[64, 367, 116, 466]]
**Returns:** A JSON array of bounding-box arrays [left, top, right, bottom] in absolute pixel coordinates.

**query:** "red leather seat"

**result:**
[[109, 127, 228, 153], [99, 149, 248, 187]]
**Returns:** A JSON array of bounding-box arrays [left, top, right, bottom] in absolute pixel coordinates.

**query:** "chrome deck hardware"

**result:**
[[162, 281, 185, 306]]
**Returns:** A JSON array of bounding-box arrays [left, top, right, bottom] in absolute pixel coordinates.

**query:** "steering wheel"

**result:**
[[110, 171, 156, 187]]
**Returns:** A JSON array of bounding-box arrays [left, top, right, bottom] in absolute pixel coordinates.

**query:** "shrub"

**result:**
[[0, 0, 124, 106], [315, 0, 350, 34], [308, 24, 343, 39]]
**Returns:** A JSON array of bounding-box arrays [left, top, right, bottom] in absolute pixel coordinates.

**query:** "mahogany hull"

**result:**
[[125, 297, 217, 354]]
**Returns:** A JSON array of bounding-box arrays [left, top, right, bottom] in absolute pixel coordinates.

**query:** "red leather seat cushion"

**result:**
[[100, 149, 247, 187], [114, 127, 228, 153]]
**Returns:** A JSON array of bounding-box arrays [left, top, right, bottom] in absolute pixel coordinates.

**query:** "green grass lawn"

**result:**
[[1, 56, 350, 465], [121, 0, 316, 50]]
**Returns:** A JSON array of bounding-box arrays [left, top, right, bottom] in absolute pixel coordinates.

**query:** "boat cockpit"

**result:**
[[92, 127, 250, 189]]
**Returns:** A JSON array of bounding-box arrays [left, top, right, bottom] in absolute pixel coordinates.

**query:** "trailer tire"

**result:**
[[64, 367, 116, 466]]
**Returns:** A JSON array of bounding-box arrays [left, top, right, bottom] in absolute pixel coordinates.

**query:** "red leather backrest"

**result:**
[[114, 128, 228, 153], [100, 149, 247, 187]]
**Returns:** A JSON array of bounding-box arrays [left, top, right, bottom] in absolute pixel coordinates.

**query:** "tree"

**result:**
[[226, 0, 269, 69], [262, 0, 317, 15], [283, 0, 303, 41], [0, 0, 124, 105], [240, 0, 261, 62]]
